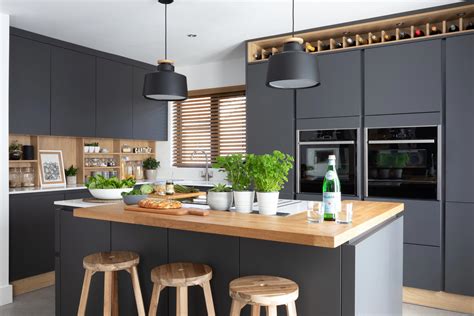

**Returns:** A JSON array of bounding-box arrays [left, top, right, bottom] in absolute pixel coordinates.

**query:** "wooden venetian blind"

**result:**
[[173, 90, 246, 167]]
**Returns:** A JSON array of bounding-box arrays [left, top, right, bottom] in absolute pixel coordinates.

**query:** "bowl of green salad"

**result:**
[[86, 175, 136, 200], [121, 184, 154, 205]]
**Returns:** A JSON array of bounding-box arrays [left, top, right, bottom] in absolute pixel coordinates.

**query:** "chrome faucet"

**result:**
[[191, 150, 213, 181]]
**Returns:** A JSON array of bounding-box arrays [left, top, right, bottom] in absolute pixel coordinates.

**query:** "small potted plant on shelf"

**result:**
[[248, 151, 294, 215], [9, 140, 22, 160], [143, 157, 160, 180], [392, 152, 409, 179], [92, 142, 100, 153], [213, 154, 253, 213], [65, 165, 79, 185], [207, 183, 233, 211], [83, 143, 90, 153]]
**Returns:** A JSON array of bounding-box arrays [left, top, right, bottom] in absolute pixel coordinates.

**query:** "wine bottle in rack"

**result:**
[[466, 22, 474, 30], [357, 36, 367, 45], [414, 29, 425, 37], [335, 41, 343, 49], [383, 34, 396, 41], [399, 31, 411, 39], [305, 42, 316, 52], [448, 24, 459, 32], [370, 34, 380, 43], [321, 43, 330, 51], [345, 37, 355, 47], [253, 52, 262, 60], [430, 25, 442, 35], [262, 50, 272, 59]]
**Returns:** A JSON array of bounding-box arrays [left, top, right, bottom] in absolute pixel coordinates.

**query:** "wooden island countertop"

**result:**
[[73, 200, 403, 248]]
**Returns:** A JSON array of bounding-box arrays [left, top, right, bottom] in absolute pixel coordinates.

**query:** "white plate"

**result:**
[[89, 188, 133, 200]]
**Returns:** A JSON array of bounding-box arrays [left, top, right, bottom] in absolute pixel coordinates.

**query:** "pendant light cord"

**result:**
[[164, 3, 168, 59], [292, 0, 295, 37]]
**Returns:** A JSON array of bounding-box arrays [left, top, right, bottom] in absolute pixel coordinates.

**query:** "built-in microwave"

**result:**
[[365, 126, 441, 200], [297, 129, 358, 196]]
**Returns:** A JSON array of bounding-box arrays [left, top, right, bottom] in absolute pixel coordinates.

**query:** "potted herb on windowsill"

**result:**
[[248, 151, 294, 215], [207, 183, 233, 211], [143, 157, 160, 180], [65, 165, 79, 186], [9, 141, 22, 160], [213, 154, 254, 213]]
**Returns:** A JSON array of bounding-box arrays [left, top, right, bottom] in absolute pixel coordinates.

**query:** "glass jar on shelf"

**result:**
[[9, 168, 22, 188], [21, 167, 35, 187], [133, 161, 144, 180]]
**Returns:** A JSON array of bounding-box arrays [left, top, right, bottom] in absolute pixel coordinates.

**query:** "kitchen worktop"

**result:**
[[73, 200, 404, 248]]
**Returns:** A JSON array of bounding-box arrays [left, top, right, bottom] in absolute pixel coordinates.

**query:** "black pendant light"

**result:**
[[266, 0, 320, 89], [143, 0, 188, 101]]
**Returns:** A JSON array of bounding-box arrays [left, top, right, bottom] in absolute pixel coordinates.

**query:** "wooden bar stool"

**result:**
[[77, 251, 145, 316], [148, 262, 215, 316], [229, 275, 299, 316]]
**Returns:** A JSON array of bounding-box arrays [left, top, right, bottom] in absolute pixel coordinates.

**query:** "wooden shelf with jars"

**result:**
[[9, 134, 157, 188], [247, 3, 474, 63]]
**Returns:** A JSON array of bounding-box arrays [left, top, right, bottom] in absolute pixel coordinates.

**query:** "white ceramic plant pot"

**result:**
[[257, 192, 280, 215], [94, 146, 100, 153], [233, 191, 255, 213], [66, 176, 77, 186], [207, 191, 233, 211], [145, 169, 157, 181], [84, 146, 89, 153]]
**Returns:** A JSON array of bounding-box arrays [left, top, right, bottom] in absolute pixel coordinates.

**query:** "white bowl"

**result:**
[[89, 188, 133, 200]]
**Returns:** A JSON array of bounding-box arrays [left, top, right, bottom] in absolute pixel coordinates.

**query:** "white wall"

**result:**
[[0, 12, 12, 306], [154, 57, 245, 182]]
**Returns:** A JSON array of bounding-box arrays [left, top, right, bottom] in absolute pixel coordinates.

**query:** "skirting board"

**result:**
[[403, 286, 474, 314], [0, 284, 13, 306], [11, 271, 55, 296]]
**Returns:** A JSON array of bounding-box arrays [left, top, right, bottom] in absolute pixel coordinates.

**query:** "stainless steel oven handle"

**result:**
[[298, 141, 355, 145], [368, 139, 435, 144]]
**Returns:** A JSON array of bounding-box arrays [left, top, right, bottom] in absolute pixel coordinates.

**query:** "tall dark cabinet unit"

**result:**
[[445, 34, 474, 296], [96, 58, 134, 139], [246, 62, 295, 199], [51, 47, 96, 137], [9, 36, 51, 135]]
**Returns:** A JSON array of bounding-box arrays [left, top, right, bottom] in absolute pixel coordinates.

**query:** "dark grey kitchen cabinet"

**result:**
[[404, 244, 442, 291], [446, 34, 474, 203], [365, 40, 442, 115], [445, 202, 474, 296], [246, 63, 295, 198], [9, 192, 64, 281], [296, 50, 362, 118], [96, 58, 134, 139], [51, 47, 96, 137], [9, 36, 51, 135], [133, 67, 168, 141]]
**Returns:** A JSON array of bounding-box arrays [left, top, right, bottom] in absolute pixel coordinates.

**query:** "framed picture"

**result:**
[[38, 150, 66, 188]]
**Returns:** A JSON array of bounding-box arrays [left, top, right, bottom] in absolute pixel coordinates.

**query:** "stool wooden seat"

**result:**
[[78, 251, 145, 316], [148, 262, 215, 316], [229, 275, 299, 316]]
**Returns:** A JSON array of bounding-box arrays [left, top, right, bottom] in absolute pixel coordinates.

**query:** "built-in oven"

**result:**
[[297, 129, 358, 196], [365, 126, 440, 200]]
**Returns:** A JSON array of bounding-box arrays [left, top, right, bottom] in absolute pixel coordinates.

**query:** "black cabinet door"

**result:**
[[446, 34, 474, 203], [296, 51, 362, 119], [51, 47, 96, 137], [403, 244, 442, 291], [445, 202, 474, 296], [365, 40, 442, 115], [96, 58, 133, 139], [133, 67, 168, 141], [9, 36, 51, 135], [9, 192, 64, 281], [246, 63, 295, 198]]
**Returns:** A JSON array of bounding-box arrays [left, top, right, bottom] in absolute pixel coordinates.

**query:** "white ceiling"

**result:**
[[0, 0, 463, 66]]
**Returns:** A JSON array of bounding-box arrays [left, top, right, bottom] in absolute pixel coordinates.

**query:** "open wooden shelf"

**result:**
[[247, 3, 474, 63], [9, 160, 38, 163]]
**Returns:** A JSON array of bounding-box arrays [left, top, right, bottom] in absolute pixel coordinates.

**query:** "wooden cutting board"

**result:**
[[147, 192, 205, 200], [124, 205, 210, 216]]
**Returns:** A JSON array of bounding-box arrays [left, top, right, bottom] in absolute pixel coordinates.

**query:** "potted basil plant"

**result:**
[[248, 151, 294, 215], [143, 157, 160, 180], [207, 183, 233, 211], [9, 141, 22, 160], [65, 165, 79, 185], [213, 154, 253, 213]]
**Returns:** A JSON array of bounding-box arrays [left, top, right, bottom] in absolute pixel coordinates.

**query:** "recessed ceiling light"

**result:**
[[187, 34, 197, 38]]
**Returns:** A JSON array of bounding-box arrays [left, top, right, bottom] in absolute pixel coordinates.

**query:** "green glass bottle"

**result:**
[[322, 155, 341, 221]]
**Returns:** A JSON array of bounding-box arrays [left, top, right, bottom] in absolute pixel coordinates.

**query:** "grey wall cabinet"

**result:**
[[132, 67, 168, 141], [96, 58, 134, 139], [9, 192, 64, 281], [446, 34, 474, 203], [51, 47, 96, 137], [9, 36, 51, 135], [296, 50, 362, 119], [365, 40, 442, 115], [246, 63, 295, 198], [445, 202, 474, 296]]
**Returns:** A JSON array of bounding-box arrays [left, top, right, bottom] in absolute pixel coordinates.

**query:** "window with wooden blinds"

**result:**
[[172, 90, 246, 167]]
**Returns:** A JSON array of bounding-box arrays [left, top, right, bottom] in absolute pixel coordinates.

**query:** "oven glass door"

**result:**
[[299, 143, 357, 195]]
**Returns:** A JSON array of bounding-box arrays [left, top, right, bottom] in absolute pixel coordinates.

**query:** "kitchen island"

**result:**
[[55, 200, 404, 315]]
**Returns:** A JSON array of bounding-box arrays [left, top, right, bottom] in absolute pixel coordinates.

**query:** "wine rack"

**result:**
[[248, 3, 474, 63]]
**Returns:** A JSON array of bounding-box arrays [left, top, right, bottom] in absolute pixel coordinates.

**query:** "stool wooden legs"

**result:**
[[201, 281, 216, 316], [129, 267, 146, 316], [176, 287, 188, 316], [250, 304, 261, 316], [229, 302, 297, 316], [78, 270, 94, 316], [286, 301, 297, 316], [148, 284, 164, 316], [265, 306, 277, 316], [230, 300, 244, 316]]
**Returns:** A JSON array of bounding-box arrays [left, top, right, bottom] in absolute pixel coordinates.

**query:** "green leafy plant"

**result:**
[[394, 153, 410, 168], [174, 184, 199, 193], [139, 184, 154, 194], [64, 165, 79, 177], [86, 175, 136, 189], [9, 140, 22, 153], [209, 183, 232, 192], [121, 189, 144, 196], [376, 152, 409, 168], [213, 154, 251, 191], [143, 157, 160, 170], [248, 151, 294, 192]]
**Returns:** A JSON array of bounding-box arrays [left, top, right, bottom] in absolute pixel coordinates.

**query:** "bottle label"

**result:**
[[323, 192, 341, 214], [325, 170, 337, 181]]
